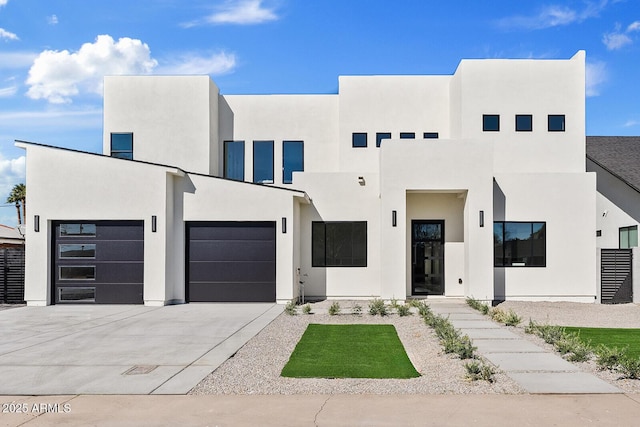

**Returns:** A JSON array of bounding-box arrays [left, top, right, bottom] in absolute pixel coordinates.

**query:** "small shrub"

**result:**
[[479, 304, 490, 315], [566, 342, 592, 363], [431, 314, 476, 359], [396, 304, 412, 317], [302, 303, 312, 315], [464, 360, 496, 382], [536, 324, 566, 345], [351, 304, 363, 315], [368, 298, 388, 316], [284, 301, 297, 316], [328, 301, 341, 316], [466, 297, 490, 315], [503, 310, 522, 326], [524, 318, 538, 335], [390, 298, 401, 309], [618, 357, 640, 379], [416, 302, 432, 319], [595, 345, 627, 371], [489, 307, 506, 323], [408, 299, 423, 308]]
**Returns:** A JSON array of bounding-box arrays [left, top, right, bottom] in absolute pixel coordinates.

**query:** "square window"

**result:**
[[352, 133, 367, 148], [376, 132, 391, 148], [400, 132, 415, 139], [224, 140, 245, 181], [312, 221, 367, 267], [548, 115, 565, 132], [483, 115, 500, 132], [515, 115, 533, 132], [619, 225, 638, 249], [110, 133, 133, 159], [494, 221, 546, 267], [423, 132, 439, 139]]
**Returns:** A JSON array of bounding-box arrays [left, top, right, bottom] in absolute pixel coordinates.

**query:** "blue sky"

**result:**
[[0, 0, 639, 225]]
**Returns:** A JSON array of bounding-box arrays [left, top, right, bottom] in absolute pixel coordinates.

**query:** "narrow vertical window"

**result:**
[[253, 140, 274, 184], [352, 133, 367, 148], [283, 141, 304, 184], [110, 133, 133, 159], [224, 141, 245, 181], [376, 132, 391, 148]]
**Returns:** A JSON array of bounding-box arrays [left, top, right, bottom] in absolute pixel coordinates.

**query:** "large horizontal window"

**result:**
[[110, 133, 133, 160], [620, 225, 638, 249], [312, 221, 367, 267], [59, 266, 96, 280], [59, 244, 96, 259], [283, 140, 304, 184], [58, 287, 96, 303], [60, 224, 96, 237], [494, 222, 546, 267], [253, 140, 274, 184], [224, 140, 245, 181]]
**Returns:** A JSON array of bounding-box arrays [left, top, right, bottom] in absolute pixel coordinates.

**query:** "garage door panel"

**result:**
[[189, 282, 275, 302], [95, 223, 145, 240], [188, 223, 275, 241], [189, 261, 275, 282], [91, 241, 145, 262], [189, 241, 275, 262]]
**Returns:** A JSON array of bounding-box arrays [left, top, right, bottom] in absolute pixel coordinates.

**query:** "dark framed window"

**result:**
[[619, 225, 638, 249], [548, 115, 565, 132], [60, 224, 96, 237], [312, 221, 367, 267], [224, 140, 245, 181], [423, 132, 439, 139], [483, 115, 500, 132], [110, 133, 133, 159], [352, 133, 367, 148], [515, 115, 533, 132], [494, 222, 546, 267], [400, 132, 415, 139], [58, 287, 96, 303], [283, 140, 304, 184], [376, 132, 391, 148], [59, 266, 96, 280], [59, 244, 96, 259], [253, 140, 274, 183]]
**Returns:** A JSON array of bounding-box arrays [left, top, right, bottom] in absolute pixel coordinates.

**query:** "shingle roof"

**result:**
[[586, 136, 640, 194]]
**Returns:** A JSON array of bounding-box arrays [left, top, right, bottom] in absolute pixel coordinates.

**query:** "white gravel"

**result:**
[[190, 300, 640, 395]]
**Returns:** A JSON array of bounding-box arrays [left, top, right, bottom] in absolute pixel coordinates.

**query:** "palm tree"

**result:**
[[6, 183, 26, 225]]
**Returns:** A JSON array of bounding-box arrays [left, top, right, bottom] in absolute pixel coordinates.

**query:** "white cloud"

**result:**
[[0, 1, 8, 7], [585, 61, 607, 97], [25, 35, 157, 104], [0, 28, 18, 41], [183, 0, 278, 27], [48, 15, 58, 25], [497, 0, 609, 30], [0, 52, 39, 69], [0, 85, 16, 97], [0, 154, 26, 210], [158, 51, 237, 75], [603, 20, 640, 50], [624, 119, 640, 128], [627, 21, 640, 32]]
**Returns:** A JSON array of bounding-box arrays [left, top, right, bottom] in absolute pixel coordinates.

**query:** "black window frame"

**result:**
[[494, 221, 546, 267], [515, 115, 533, 132], [223, 140, 245, 181], [253, 140, 274, 184], [352, 133, 367, 148], [110, 133, 133, 160], [282, 140, 304, 184], [400, 132, 415, 139], [548, 115, 566, 132], [423, 132, 439, 139], [483, 115, 500, 132], [312, 221, 367, 267], [376, 132, 391, 148]]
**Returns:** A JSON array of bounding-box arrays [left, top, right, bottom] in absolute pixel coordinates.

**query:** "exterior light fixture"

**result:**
[[479, 210, 484, 228], [152, 215, 157, 232], [282, 217, 287, 233], [358, 176, 366, 185], [392, 210, 397, 227], [34, 215, 40, 232]]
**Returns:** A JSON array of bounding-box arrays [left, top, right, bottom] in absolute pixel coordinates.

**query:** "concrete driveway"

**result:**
[[0, 303, 282, 395]]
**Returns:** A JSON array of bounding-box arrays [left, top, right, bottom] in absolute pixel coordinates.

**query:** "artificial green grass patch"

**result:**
[[281, 324, 420, 379], [563, 327, 640, 359]]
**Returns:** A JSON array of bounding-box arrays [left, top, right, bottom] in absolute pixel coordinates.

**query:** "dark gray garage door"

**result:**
[[52, 220, 144, 304], [186, 221, 276, 302]]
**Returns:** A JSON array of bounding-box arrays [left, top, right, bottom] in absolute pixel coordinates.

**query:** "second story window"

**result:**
[[253, 140, 274, 184], [483, 115, 500, 132], [283, 141, 304, 184], [376, 132, 391, 148], [400, 132, 415, 139], [515, 115, 533, 132], [352, 133, 367, 148], [110, 133, 133, 160], [224, 140, 245, 181], [548, 115, 566, 132], [423, 132, 439, 139]]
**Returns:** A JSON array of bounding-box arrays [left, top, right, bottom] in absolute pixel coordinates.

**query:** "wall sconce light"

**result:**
[[392, 210, 397, 227], [34, 215, 40, 233], [151, 215, 157, 232], [282, 217, 287, 233], [358, 176, 366, 186], [479, 210, 484, 228]]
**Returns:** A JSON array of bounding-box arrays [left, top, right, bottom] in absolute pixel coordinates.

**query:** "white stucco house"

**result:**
[[17, 51, 597, 306]]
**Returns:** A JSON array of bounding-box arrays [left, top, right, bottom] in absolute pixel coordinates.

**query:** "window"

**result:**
[[59, 266, 96, 280], [224, 141, 245, 181], [58, 287, 96, 303], [548, 115, 565, 132], [312, 221, 367, 267], [515, 115, 533, 132], [352, 133, 367, 148], [376, 132, 391, 148], [253, 140, 274, 183], [283, 141, 304, 184], [619, 226, 638, 249], [59, 244, 96, 259], [483, 115, 500, 131], [423, 132, 439, 139], [494, 222, 546, 267], [60, 224, 96, 237], [110, 133, 133, 159], [400, 132, 415, 139]]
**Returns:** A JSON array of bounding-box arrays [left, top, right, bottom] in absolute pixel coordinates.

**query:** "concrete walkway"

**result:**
[[428, 300, 622, 394]]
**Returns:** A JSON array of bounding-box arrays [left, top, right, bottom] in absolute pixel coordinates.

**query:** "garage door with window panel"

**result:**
[[53, 220, 144, 304], [186, 221, 276, 302]]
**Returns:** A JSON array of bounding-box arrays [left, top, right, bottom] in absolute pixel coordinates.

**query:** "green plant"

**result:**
[[390, 297, 400, 309], [284, 300, 297, 316], [536, 324, 566, 345], [351, 303, 363, 315], [464, 360, 496, 382], [416, 302, 432, 319], [617, 357, 640, 379], [396, 304, 412, 317], [554, 333, 592, 362], [466, 296, 490, 315], [328, 301, 341, 316], [479, 304, 490, 315], [489, 307, 522, 325], [368, 298, 388, 316], [429, 314, 476, 359], [594, 344, 628, 371], [524, 318, 538, 335], [408, 299, 423, 308], [302, 303, 312, 315]]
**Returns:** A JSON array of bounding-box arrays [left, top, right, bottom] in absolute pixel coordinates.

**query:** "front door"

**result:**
[[412, 220, 444, 295]]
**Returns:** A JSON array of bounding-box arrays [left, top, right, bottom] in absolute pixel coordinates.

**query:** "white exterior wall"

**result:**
[[103, 76, 218, 175]]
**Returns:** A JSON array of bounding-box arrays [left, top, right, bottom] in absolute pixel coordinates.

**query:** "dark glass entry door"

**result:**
[[412, 220, 444, 295]]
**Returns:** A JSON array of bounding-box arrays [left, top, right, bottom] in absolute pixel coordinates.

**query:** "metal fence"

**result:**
[[0, 247, 25, 304]]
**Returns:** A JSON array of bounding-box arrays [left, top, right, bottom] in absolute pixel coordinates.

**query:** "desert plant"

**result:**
[[390, 297, 401, 309], [416, 301, 432, 319], [408, 299, 424, 308], [368, 298, 388, 316], [351, 303, 363, 315], [328, 301, 341, 316], [524, 318, 538, 335], [618, 357, 640, 379], [466, 296, 490, 315], [464, 360, 496, 382], [429, 314, 476, 359], [594, 344, 627, 371], [502, 310, 522, 326], [396, 304, 412, 317], [554, 333, 592, 362], [536, 324, 566, 345], [284, 300, 297, 316], [302, 303, 312, 315]]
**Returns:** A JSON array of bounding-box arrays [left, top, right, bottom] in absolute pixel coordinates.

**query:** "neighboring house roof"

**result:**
[[586, 136, 640, 194], [0, 224, 24, 245]]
